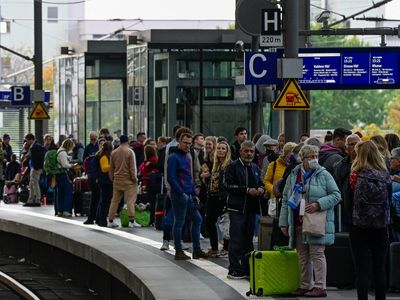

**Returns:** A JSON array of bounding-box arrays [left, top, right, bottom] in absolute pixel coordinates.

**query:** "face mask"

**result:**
[[267, 151, 278, 162], [265, 149, 274, 155], [289, 154, 297, 164], [308, 158, 319, 169]]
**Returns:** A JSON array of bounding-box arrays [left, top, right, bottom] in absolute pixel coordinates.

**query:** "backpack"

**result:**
[[43, 149, 66, 175], [353, 168, 391, 229], [83, 155, 99, 179]]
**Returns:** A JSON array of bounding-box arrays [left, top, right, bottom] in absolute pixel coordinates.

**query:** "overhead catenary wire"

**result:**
[[36, 0, 86, 4]]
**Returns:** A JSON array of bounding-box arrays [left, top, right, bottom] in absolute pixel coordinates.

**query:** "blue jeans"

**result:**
[[228, 211, 256, 274], [170, 192, 202, 251], [56, 173, 73, 214]]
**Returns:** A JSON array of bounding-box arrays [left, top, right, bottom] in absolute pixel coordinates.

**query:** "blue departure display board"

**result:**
[[341, 52, 370, 85], [297, 47, 400, 90], [299, 53, 341, 86]]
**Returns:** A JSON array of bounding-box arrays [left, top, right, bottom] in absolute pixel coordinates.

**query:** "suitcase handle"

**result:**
[[273, 245, 292, 252]]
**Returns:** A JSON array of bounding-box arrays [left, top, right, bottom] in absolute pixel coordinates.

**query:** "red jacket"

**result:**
[[138, 155, 158, 187]]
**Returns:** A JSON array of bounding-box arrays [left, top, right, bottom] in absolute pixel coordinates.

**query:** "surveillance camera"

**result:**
[[316, 10, 331, 23], [235, 40, 244, 51]]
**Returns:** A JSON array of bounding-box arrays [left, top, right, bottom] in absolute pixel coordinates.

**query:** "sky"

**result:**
[[85, 0, 236, 20]]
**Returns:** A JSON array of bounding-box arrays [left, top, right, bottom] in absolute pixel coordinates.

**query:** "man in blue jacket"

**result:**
[[167, 132, 208, 260]]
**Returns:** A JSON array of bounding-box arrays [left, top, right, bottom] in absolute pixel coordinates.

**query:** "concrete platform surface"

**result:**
[[0, 203, 399, 300]]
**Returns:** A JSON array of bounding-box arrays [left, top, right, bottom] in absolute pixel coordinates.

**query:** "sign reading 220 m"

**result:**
[[245, 47, 400, 90]]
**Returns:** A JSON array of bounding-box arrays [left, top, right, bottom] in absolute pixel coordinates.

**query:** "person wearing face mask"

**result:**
[[224, 141, 265, 279], [277, 143, 304, 200], [261, 138, 279, 179], [279, 144, 340, 297], [264, 142, 297, 201]]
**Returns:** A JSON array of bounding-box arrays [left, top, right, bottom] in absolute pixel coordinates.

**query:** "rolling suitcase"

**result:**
[[73, 176, 89, 193], [390, 242, 400, 292], [326, 232, 355, 288], [73, 176, 90, 216], [247, 248, 300, 297]]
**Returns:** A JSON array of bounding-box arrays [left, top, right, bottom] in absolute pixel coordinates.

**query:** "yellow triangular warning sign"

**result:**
[[273, 79, 310, 111], [29, 102, 50, 120]]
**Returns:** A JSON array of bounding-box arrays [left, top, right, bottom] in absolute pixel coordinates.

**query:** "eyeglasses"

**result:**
[[346, 143, 357, 147]]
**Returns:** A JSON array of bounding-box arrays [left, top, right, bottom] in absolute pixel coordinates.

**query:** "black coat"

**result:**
[[29, 141, 45, 170], [224, 158, 265, 214], [333, 155, 353, 228]]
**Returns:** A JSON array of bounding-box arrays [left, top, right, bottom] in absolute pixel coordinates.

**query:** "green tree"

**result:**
[[309, 25, 396, 129], [311, 89, 396, 129], [385, 91, 400, 134]]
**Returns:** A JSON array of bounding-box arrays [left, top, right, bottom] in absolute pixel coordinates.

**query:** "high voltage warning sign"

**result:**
[[29, 102, 50, 120], [273, 79, 310, 111]]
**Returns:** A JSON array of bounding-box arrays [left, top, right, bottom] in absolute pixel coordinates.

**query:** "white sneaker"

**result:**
[[62, 211, 72, 218], [160, 240, 170, 251], [128, 220, 142, 228], [107, 220, 119, 228], [200, 233, 205, 240]]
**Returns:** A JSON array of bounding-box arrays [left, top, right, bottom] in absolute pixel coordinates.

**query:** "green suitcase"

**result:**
[[248, 248, 300, 297]]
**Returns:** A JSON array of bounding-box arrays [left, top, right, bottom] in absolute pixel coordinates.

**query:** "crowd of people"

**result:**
[[0, 125, 399, 299]]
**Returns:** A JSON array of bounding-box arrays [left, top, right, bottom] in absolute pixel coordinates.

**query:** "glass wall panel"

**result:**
[[85, 79, 99, 139], [155, 87, 167, 138], [101, 79, 123, 101], [86, 79, 99, 102], [176, 61, 200, 79], [101, 101, 122, 134], [155, 59, 168, 80], [78, 56, 85, 142], [204, 87, 234, 100], [203, 61, 234, 80], [127, 45, 148, 137]]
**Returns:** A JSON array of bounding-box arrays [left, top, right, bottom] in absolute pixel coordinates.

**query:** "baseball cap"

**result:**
[[263, 138, 278, 146]]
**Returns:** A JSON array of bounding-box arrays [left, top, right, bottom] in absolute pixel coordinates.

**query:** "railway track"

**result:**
[[0, 270, 40, 300]]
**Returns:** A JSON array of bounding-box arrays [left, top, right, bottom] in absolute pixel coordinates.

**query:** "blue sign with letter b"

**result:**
[[11, 86, 31, 106]]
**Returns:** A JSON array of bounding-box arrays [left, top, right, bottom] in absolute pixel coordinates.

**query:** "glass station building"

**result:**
[[54, 30, 254, 143]]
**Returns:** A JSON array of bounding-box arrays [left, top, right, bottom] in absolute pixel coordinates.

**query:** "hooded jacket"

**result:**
[[279, 164, 340, 248], [319, 143, 346, 175]]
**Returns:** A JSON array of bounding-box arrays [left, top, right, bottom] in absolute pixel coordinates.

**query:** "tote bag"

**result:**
[[302, 210, 327, 237]]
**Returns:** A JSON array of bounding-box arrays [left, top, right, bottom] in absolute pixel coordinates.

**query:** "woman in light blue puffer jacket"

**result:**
[[279, 144, 340, 298]]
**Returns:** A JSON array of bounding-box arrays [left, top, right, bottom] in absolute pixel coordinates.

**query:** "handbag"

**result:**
[[218, 212, 230, 240], [268, 198, 277, 218], [302, 210, 327, 237]]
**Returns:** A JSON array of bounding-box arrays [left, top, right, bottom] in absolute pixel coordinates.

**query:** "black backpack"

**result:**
[[353, 168, 391, 229]]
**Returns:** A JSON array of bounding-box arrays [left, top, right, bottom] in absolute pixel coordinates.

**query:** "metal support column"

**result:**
[[299, 0, 310, 136], [283, 0, 300, 143], [34, 0, 43, 143], [199, 48, 204, 133]]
